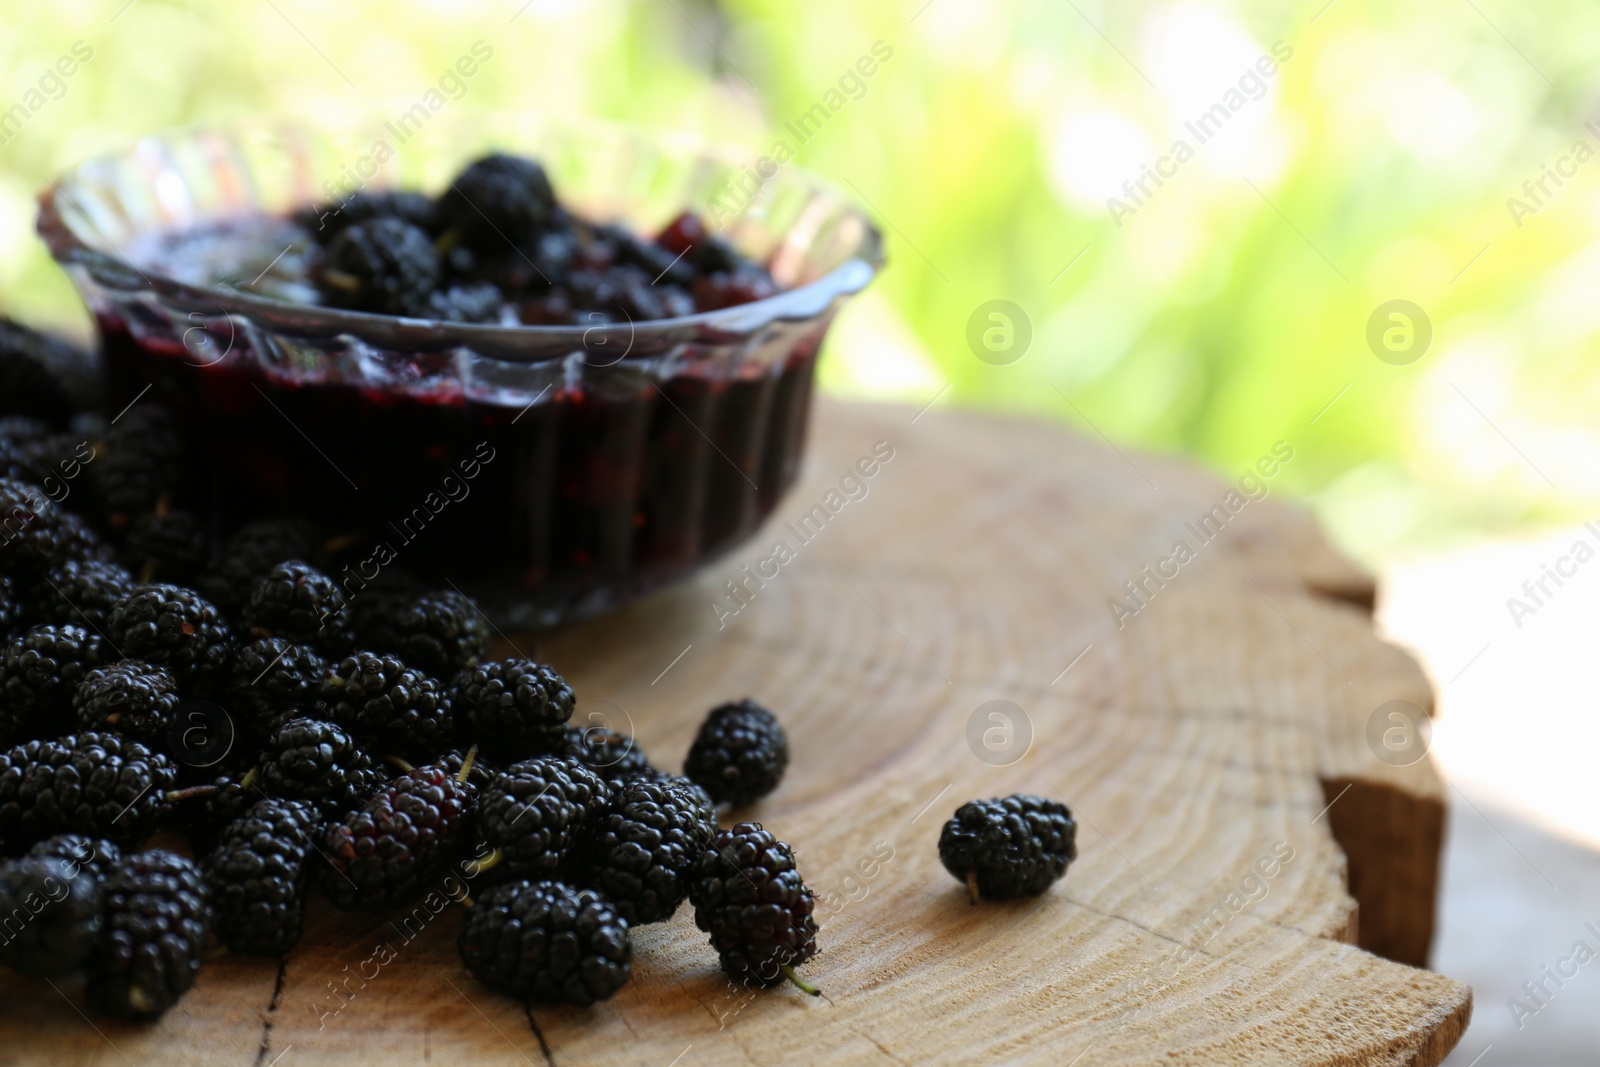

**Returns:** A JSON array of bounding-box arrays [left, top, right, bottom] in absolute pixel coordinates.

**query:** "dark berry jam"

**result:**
[[96, 223, 827, 629]]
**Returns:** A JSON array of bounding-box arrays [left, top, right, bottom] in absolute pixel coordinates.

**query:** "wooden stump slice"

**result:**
[[0, 400, 1469, 1066]]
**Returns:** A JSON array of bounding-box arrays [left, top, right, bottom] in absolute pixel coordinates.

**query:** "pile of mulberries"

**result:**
[[0, 315, 855, 1024], [298, 152, 780, 328]]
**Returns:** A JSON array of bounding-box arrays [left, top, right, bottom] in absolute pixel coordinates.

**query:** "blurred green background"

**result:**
[[1, 0, 1591, 566]]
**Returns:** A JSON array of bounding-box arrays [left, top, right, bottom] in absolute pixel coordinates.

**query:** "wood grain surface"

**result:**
[[0, 399, 1470, 1066]]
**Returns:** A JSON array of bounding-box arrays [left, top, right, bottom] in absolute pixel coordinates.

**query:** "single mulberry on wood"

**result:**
[[937, 794, 1077, 902], [684, 699, 789, 807]]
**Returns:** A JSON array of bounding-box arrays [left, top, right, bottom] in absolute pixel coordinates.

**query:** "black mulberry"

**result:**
[[85, 850, 208, 1021], [937, 794, 1077, 902], [457, 879, 631, 1005], [0, 854, 103, 976], [689, 821, 819, 993], [204, 797, 324, 955], [478, 756, 609, 877], [0, 623, 105, 740], [258, 716, 389, 819], [107, 583, 233, 687], [577, 775, 716, 925], [0, 732, 177, 848], [321, 650, 453, 759], [684, 699, 789, 807], [452, 659, 572, 758], [72, 659, 180, 745], [317, 217, 441, 317], [319, 756, 477, 910]]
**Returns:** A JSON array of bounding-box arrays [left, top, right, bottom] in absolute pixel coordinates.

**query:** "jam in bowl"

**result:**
[[37, 116, 882, 628]]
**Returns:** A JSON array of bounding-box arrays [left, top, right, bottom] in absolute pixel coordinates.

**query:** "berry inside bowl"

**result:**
[[36, 115, 882, 629]]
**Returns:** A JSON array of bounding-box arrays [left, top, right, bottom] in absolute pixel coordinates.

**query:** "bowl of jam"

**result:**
[[36, 116, 882, 628]]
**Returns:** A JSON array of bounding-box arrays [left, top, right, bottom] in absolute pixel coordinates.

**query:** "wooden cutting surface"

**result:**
[[0, 398, 1470, 1066]]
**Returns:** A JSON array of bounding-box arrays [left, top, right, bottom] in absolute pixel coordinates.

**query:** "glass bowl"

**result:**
[[36, 116, 882, 629]]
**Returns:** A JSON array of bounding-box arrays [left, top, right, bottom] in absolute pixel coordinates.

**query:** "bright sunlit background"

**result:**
[[4, 0, 1598, 559], [4, 3, 1599, 1060]]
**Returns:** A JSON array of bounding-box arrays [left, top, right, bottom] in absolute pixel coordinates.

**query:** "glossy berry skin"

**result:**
[[258, 717, 390, 819], [35, 558, 135, 629], [684, 699, 789, 807], [478, 756, 610, 876], [689, 822, 818, 987], [438, 153, 557, 251], [553, 725, 655, 781], [205, 797, 324, 955], [457, 879, 631, 1005], [0, 732, 176, 847], [0, 478, 78, 575], [320, 761, 476, 910], [0, 855, 103, 976], [318, 217, 442, 317], [937, 794, 1077, 900], [226, 637, 326, 734], [379, 591, 490, 677], [452, 659, 574, 759], [578, 775, 717, 926], [85, 850, 209, 1022], [0, 574, 22, 636], [0, 623, 105, 739], [320, 651, 453, 759], [432, 747, 498, 792], [243, 560, 351, 651], [28, 832, 122, 880], [72, 659, 181, 745], [107, 584, 233, 686]]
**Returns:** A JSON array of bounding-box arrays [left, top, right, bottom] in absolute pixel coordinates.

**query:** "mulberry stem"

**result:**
[[781, 964, 821, 997]]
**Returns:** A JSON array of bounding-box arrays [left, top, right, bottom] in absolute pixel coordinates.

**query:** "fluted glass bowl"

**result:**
[[37, 116, 882, 628]]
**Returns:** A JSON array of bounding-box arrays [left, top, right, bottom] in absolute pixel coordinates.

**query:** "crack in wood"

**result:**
[[524, 1002, 556, 1067], [252, 957, 289, 1067]]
